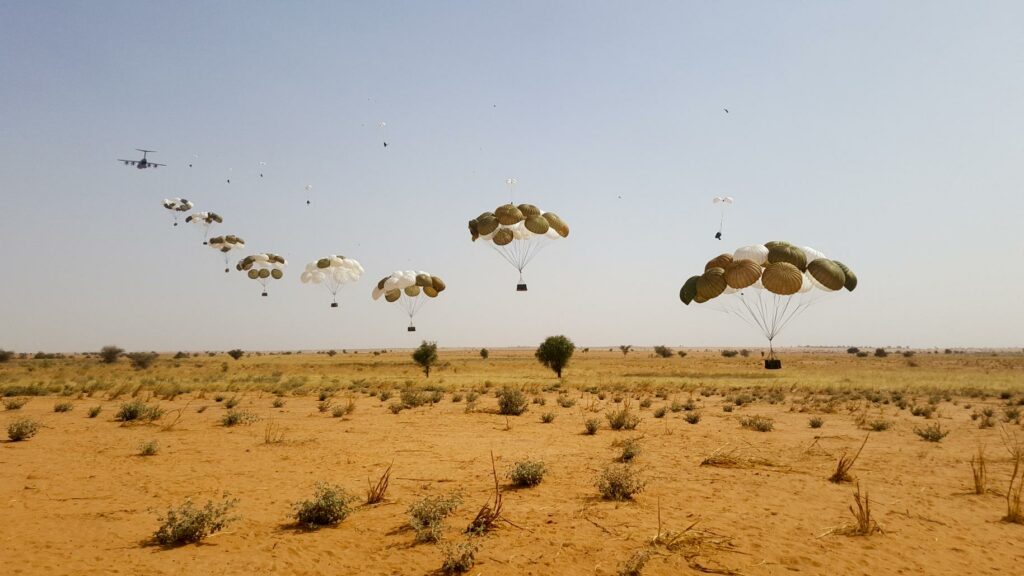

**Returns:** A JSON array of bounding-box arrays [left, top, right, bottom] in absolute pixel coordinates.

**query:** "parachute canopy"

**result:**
[[162, 198, 193, 226], [301, 255, 365, 307], [185, 211, 223, 243], [372, 270, 445, 329], [237, 253, 287, 296], [468, 202, 568, 289], [679, 241, 857, 357], [208, 234, 245, 272]]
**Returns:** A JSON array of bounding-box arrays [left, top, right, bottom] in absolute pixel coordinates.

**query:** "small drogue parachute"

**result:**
[[467, 203, 569, 291], [162, 198, 193, 226], [303, 184, 312, 205], [679, 241, 857, 368], [712, 196, 733, 240], [371, 270, 446, 331], [301, 255, 364, 308], [237, 253, 287, 297], [208, 234, 245, 273], [184, 211, 223, 245]]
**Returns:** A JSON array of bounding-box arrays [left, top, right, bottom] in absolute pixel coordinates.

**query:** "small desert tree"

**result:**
[[619, 345, 633, 356], [536, 335, 575, 378], [0, 349, 13, 363], [99, 345, 124, 364], [479, 348, 489, 359], [653, 345, 673, 358], [227, 349, 244, 361], [412, 341, 439, 378], [126, 352, 159, 370]]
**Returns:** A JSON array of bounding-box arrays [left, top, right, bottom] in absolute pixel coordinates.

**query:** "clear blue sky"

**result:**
[[2, 1, 1022, 352]]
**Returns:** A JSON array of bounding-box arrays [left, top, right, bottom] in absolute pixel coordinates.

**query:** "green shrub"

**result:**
[[595, 464, 645, 500], [507, 459, 547, 487], [684, 412, 702, 424], [868, 419, 893, 431], [272, 398, 286, 408], [739, 415, 774, 432], [401, 387, 427, 408], [606, 402, 640, 430], [99, 345, 124, 364], [3, 397, 28, 410], [7, 418, 39, 441], [115, 399, 164, 422], [653, 406, 667, 418], [535, 335, 575, 378], [910, 405, 935, 418], [407, 492, 463, 543], [584, 417, 601, 435], [809, 417, 824, 429], [227, 349, 244, 361], [139, 440, 159, 456], [617, 438, 642, 462], [87, 405, 102, 418], [126, 352, 159, 370], [557, 395, 576, 408], [440, 540, 479, 574], [222, 409, 258, 427], [153, 496, 238, 546], [653, 345, 673, 358], [540, 412, 556, 423], [497, 387, 528, 416], [914, 422, 949, 442], [294, 482, 354, 528], [721, 350, 739, 358]]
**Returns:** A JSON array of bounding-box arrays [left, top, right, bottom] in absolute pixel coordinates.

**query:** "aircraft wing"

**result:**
[[118, 159, 138, 166], [150, 163, 166, 167]]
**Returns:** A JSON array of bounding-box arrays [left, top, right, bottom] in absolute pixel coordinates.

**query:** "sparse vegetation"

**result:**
[[54, 401, 74, 413], [7, 418, 39, 441], [914, 422, 949, 442], [653, 345, 673, 358], [126, 351, 159, 370], [479, 348, 489, 359], [222, 409, 259, 427], [440, 540, 479, 574], [809, 416, 824, 428], [606, 401, 640, 430], [115, 399, 164, 422], [739, 415, 774, 432], [596, 463, 645, 500], [497, 387, 528, 416], [508, 459, 546, 487], [139, 440, 159, 456], [584, 417, 601, 435], [684, 412, 702, 424], [830, 435, 869, 483], [153, 496, 238, 546], [99, 345, 124, 364], [294, 482, 355, 528], [227, 349, 244, 361], [87, 405, 102, 418], [971, 445, 987, 495], [540, 411, 556, 423], [618, 550, 651, 576], [616, 437, 642, 462], [407, 492, 464, 543], [366, 462, 392, 505], [721, 349, 739, 358], [3, 397, 28, 410], [619, 345, 633, 356]]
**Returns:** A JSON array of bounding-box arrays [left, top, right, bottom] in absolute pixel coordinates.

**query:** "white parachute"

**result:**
[[713, 196, 733, 240], [301, 256, 364, 308], [184, 211, 223, 245], [162, 198, 193, 226]]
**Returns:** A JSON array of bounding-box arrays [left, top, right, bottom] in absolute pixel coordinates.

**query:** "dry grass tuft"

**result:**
[[366, 461, 392, 505], [700, 444, 777, 470], [466, 452, 506, 535], [617, 550, 650, 576], [1002, 427, 1024, 524], [830, 434, 869, 484], [844, 483, 882, 535], [263, 418, 286, 444], [970, 445, 987, 495]]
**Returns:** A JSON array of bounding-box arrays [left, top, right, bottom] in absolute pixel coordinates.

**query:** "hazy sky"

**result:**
[[2, 1, 1022, 352]]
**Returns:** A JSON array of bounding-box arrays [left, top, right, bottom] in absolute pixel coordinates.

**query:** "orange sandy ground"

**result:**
[[2, 351, 1024, 575]]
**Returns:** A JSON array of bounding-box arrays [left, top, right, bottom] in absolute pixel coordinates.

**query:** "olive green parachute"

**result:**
[[372, 270, 446, 330], [678, 241, 858, 359], [208, 235, 245, 273], [467, 199, 569, 289], [236, 253, 287, 297], [162, 198, 193, 226]]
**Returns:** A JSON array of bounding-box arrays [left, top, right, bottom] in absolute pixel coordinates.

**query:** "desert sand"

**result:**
[[2, 349, 1023, 575]]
